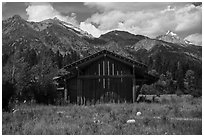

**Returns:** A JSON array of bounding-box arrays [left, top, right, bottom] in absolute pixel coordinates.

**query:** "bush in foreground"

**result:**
[[2, 81, 15, 111]]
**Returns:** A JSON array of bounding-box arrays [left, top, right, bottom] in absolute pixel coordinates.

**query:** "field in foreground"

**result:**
[[2, 95, 202, 135]]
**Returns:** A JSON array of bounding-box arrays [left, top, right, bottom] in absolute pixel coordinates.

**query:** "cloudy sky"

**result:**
[[2, 2, 202, 45]]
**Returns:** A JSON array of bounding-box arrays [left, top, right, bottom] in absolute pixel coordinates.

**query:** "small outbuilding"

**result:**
[[54, 49, 158, 104]]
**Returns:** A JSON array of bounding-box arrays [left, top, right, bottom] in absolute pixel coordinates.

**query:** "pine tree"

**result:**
[[148, 56, 153, 70], [175, 61, 184, 94], [15, 62, 34, 100], [165, 71, 175, 94], [31, 55, 58, 104], [55, 50, 63, 69], [155, 55, 162, 73], [184, 70, 195, 94]]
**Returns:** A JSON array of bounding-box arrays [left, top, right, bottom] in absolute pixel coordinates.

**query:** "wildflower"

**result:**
[[127, 119, 136, 123], [137, 111, 142, 116]]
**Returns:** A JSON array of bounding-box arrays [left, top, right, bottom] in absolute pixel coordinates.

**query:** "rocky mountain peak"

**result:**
[[53, 17, 59, 20], [12, 15, 22, 20], [156, 30, 189, 46], [165, 30, 179, 38]]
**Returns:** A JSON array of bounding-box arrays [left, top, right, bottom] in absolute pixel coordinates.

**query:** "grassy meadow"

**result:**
[[2, 95, 202, 135]]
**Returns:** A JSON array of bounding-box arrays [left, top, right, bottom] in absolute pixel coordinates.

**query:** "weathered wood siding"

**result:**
[[66, 56, 134, 104]]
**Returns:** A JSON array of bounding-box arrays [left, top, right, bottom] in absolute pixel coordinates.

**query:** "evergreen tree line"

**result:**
[[143, 55, 202, 97]]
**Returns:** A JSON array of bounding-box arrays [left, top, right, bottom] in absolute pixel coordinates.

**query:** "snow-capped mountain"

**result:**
[[52, 17, 93, 38], [156, 30, 195, 46], [166, 30, 179, 38]]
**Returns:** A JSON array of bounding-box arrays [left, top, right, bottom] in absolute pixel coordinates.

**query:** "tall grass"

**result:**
[[2, 95, 202, 135]]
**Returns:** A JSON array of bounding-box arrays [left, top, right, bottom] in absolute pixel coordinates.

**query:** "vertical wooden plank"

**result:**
[[109, 60, 112, 75], [81, 79, 83, 104], [121, 70, 123, 82], [98, 63, 100, 76], [83, 79, 86, 105], [107, 61, 110, 76], [94, 60, 98, 75], [93, 78, 95, 104], [64, 78, 67, 102], [80, 80, 83, 105], [132, 65, 136, 103], [93, 78, 96, 104], [107, 60, 110, 101], [102, 60, 105, 89], [103, 60, 105, 75], [112, 63, 114, 75], [95, 78, 97, 104], [105, 58, 107, 101], [76, 67, 80, 105], [64, 89, 67, 102], [96, 76, 99, 103], [117, 77, 120, 103], [105, 58, 107, 103]]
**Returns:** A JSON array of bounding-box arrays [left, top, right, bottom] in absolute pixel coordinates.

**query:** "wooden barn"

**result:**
[[54, 50, 158, 105]]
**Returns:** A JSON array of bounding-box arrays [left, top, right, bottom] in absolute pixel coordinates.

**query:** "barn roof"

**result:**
[[55, 49, 158, 85], [63, 49, 147, 71]]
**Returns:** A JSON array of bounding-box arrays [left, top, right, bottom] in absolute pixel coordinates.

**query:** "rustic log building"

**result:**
[[54, 50, 158, 104]]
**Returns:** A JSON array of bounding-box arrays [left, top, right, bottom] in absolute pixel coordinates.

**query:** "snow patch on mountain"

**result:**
[[166, 30, 178, 37], [54, 18, 93, 38], [156, 30, 189, 46]]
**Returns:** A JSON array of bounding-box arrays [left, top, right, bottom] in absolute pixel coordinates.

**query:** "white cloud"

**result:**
[[24, 2, 202, 39], [161, 5, 175, 13], [82, 3, 202, 38], [84, 2, 180, 12], [175, 4, 202, 32], [185, 33, 202, 46], [81, 9, 174, 38], [26, 3, 78, 26]]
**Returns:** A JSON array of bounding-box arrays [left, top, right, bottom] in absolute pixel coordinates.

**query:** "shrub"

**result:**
[[190, 89, 202, 98], [2, 81, 16, 111], [33, 81, 57, 105], [176, 89, 183, 96]]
